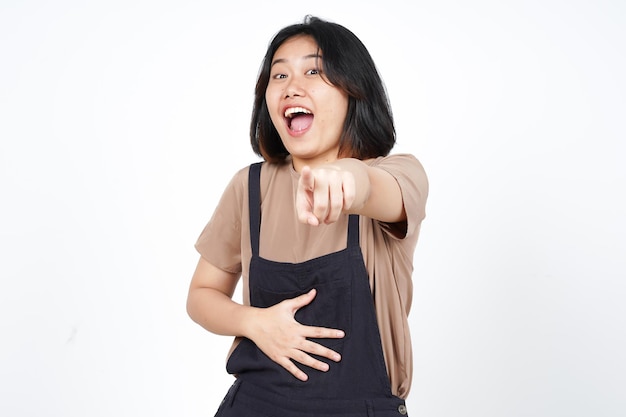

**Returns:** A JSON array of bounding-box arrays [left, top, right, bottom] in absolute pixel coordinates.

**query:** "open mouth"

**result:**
[[284, 106, 314, 132]]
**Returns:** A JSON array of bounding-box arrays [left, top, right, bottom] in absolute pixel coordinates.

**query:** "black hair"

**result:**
[[250, 16, 396, 162]]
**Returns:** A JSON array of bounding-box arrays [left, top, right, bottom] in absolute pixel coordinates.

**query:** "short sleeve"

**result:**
[[370, 154, 429, 240], [194, 167, 249, 273]]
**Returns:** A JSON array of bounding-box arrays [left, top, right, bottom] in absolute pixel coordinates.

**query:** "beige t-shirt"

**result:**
[[195, 154, 428, 398]]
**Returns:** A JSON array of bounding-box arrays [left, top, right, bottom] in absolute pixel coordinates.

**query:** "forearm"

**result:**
[[187, 287, 257, 338], [186, 258, 345, 381], [328, 157, 405, 222]]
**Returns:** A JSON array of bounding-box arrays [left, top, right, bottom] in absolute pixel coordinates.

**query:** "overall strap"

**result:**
[[248, 162, 263, 256], [347, 214, 360, 248]]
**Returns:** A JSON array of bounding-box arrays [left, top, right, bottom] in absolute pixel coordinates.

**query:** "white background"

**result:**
[[1, 0, 625, 416]]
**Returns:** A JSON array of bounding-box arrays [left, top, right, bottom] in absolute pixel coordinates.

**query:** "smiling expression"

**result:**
[[265, 35, 349, 171]]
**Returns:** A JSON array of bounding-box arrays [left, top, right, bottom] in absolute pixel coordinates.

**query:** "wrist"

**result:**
[[239, 305, 262, 340]]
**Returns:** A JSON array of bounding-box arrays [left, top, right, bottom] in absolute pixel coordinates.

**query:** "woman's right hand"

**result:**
[[187, 258, 343, 382], [246, 289, 344, 381]]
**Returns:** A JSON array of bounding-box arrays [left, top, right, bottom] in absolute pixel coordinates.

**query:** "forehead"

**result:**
[[272, 35, 320, 62]]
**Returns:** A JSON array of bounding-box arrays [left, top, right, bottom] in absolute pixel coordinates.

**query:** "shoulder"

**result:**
[[367, 153, 429, 238], [225, 160, 284, 191], [214, 162, 268, 209], [368, 153, 426, 176], [218, 165, 251, 204], [259, 159, 293, 194], [259, 159, 292, 176], [220, 160, 292, 204], [368, 154, 428, 197]]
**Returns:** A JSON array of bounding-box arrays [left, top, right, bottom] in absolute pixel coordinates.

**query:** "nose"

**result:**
[[285, 75, 305, 98]]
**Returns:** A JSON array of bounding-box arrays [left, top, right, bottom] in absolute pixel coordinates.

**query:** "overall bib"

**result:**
[[215, 163, 408, 417]]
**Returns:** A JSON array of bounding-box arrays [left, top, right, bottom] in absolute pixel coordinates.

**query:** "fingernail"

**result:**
[[334, 354, 341, 362], [337, 330, 345, 337]]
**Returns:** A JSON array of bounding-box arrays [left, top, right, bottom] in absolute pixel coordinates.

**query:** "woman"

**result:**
[[187, 15, 428, 416]]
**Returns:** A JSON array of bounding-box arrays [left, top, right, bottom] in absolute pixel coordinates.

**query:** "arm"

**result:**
[[186, 256, 344, 381], [186, 257, 249, 336], [296, 157, 405, 226]]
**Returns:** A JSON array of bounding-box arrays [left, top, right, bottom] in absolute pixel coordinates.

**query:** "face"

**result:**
[[265, 35, 349, 171]]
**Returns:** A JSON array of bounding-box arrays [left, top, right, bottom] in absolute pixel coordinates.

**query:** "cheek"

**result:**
[[330, 103, 348, 126], [265, 91, 282, 122], [267, 110, 282, 129], [327, 91, 348, 119], [265, 85, 282, 106]]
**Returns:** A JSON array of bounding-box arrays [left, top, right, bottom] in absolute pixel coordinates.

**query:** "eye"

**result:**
[[306, 68, 321, 76], [272, 73, 288, 80]]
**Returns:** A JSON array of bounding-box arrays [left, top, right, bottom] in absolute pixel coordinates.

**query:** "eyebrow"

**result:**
[[271, 53, 322, 67]]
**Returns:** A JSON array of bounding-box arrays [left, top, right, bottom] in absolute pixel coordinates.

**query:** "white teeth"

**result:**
[[284, 107, 312, 118]]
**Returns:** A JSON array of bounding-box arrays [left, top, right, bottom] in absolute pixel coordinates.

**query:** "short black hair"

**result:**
[[250, 16, 396, 162]]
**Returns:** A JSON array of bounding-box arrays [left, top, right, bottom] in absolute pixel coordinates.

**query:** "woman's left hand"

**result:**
[[296, 165, 356, 225]]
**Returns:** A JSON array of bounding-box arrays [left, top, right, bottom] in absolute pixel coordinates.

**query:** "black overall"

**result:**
[[214, 163, 408, 417]]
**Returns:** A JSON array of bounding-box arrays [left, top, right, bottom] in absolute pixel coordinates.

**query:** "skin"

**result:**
[[265, 35, 349, 172], [187, 34, 406, 382]]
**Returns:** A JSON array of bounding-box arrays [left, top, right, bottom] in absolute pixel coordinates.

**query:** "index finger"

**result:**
[[298, 166, 314, 191], [296, 166, 320, 225]]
